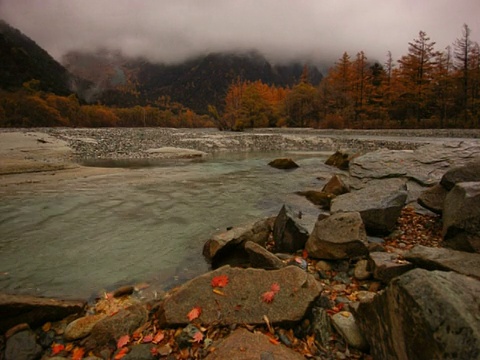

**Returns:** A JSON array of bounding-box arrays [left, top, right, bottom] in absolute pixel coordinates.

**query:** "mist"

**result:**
[[1, 0, 479, 67]]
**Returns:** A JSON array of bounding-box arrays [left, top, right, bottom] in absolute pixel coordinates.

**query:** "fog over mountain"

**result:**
[[1, 0, 479, 67]]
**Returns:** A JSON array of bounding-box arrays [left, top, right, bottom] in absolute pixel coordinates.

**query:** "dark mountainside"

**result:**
[[0, 20, 88, 96], [63, 50, 323, 113]]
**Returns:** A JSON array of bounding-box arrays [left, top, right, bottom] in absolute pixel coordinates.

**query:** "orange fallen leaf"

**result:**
[[270, 283, 280, 294], [302, 249, 308, 259], [212, 288, 226, 296], [211, 275, 229, 288], [114, 347, 129, 359], [152, 331, 165, 344], [142, 334, 153, 343], [262, 291, 275, 304], [192, 331, 204, 343], [51, 343, 65, 355], [268, 337, 280, 345], [42, 322, 52, 332], [117, 334, 130, 349], [71, 347, 85, 360], [187, 306, 202, 321]]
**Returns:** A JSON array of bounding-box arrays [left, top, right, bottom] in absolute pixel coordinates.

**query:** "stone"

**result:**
[[349, 142, 480, 187], [417, 183, 448, 214], [64, 314, 107, 341], [203, 218, 272, 268], [331, 311, 368, 351], [368, 252, 414, 283], [295, 190, 335, 209], [322, 174, 350, 196], [205, 327, 304, 360], [158, 265, 321, 327], [123, 344, 155, 360], [113, 285, 135, 298], [83, 304, 148, 350], [5, 329, 42, 360], [356, 291, 376, 303], [0, 293, 86, 333], [310, 307, 332, 348], [273, 205, 309, 253], [356, 269, 480, 360], [244, 241, 285, 270], [404, 245, 480, 279], [443, 182, 480, 252], [305, 212, 368, 260], [331, 178, 407, 235], [268, 158, 299, 170], [440, 158, 480, 190], [353, 260, 371, 280], [325, 150, 356, 170]]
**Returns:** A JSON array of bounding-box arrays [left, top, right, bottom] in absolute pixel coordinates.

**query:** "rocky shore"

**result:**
[[1, 128, 480, 359]]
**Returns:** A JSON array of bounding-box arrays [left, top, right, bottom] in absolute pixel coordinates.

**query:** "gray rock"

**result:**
[[311, 307, 332, 348], [244, 241, 285, 270], [353, 260, 371, 280], [356, 291, 376, 303], [5, 329, 42, 360], [440, 158, 480, 190], [331, 311, 368, 351], [356, 269, 480, 360], [268, 158, 299, 170], [368, 252, 414, 283], [0, 293, 86, 333], [322, 174, 350, 196], [443, 182, 480, 252], [273, 205, 309, 253], [331, 178, 407, 235], [404, 245, 480, 279], [205, 328, 304, 360], [417, 183, 448, 214], [325, 150, 356, 170], [64, 314, 107, 341], [306, 212, 368, 260], [123, 344, 155, 360], [295, 190, 336, 210], [203, 218, 273, 268], [83, 304, 148, 350], [159, 265, 321, 327]]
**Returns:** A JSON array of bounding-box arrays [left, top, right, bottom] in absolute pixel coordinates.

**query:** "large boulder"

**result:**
[[295, 190, 335, 210], [203, 218, 273, 268], [325, 150, 356, 170], [442, 182, 480, 253], [0, 293, 86, 333], [321, 174, 350, 196], [368, 252, 414, 284], [305, 212, 368, 260], [417, 183, 448, 214], [268, 158, 299, 170], [440, 158, 480, 190], [273, 205, 309, 253], [158, 265, 321, 327], [205, 327, 304, 360], [405, 245, 480, 279], [330, 178, 407, 235], [356, 269, 480, 360], [244, 241, 285, 270]]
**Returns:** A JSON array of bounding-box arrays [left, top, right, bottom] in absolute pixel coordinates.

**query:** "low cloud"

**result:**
[[1, 0, 479, 66]]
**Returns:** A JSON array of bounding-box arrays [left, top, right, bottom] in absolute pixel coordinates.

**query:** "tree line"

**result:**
[[1, 25, 478, 129], [214, 24, 479, 130]]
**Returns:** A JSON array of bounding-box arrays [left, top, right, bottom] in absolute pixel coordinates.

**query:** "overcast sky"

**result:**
[[1, 0, 479, 67]]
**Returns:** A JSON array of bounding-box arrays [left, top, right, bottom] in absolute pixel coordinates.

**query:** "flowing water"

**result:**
[[0, 152, 331, 300]]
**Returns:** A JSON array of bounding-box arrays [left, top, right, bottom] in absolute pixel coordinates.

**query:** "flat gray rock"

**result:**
[[158, 265, 321, 327], [440, 158, 480, 190], [368, 252, 414, 283], [404, 245, 480, 279], [356, 269, 480, 360]]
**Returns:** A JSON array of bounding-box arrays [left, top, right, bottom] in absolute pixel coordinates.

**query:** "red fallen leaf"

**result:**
[[117, 334, 130, 349], [187, 306, 202, 321], [211, 275, 229, 288], [51, 343, 65, 355], [192, 331, 204, 343], [152, 331, 165, 344], [302, 249, 308, 259], [268, 337, 280, 345], [150, 347, 159, 356], [72, 347, 85, 360], [114, 347, 129, 359], [142, 334, 153, 343], [270, 283, 280, 294], [262, 291, 275, 303]]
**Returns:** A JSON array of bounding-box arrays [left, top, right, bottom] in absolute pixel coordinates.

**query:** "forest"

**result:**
[[1, 25, 479, 129]]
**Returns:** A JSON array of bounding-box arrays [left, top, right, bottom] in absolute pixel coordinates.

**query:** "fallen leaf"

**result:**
[[72, 347, 85, 360], [117, 334, 130, 349], [65, 343, 74, 352], [263, 315, 274, 334], [211, 275, 229, 288], [192, 331, 204, 343], [142, 334, 153, 343], [51, 343, 65, 355], [152, 331, 165, 344], [302, 249, 308, 259], [270, 283, 280, 294], [114, 347, 129, 360], [268, 337, 280, 345], [340, 311, 351, 318], [262, 291, 275, 304], [42, 322, 52, 332], [212, 288, 226, 296], [187, 306, 202, 321]]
